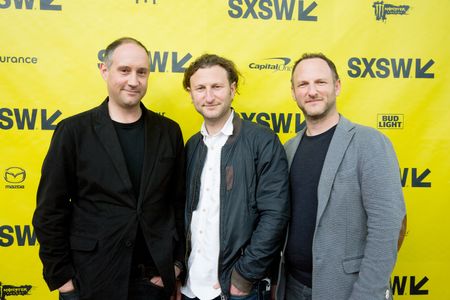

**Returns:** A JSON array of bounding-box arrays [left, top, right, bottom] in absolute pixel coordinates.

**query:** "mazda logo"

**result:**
[[4, 167, 26, 183]]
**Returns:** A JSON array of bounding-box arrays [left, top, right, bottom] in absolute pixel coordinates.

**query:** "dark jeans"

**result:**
[[183, 293, 257, 300], [59, 290, 79, 300], [128, 277, 170, 300], [285, 273, 312, 300], [58, 278, 168, 300], [183, 280, 270, 300]]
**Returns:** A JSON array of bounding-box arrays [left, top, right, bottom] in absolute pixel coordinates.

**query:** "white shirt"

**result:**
[[181, 111, 234, 300]]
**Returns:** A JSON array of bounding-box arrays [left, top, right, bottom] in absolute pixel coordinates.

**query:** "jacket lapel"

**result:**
[[93, 100, 134, 199], [137, 108, 161, 204], [316, 116, 355, 222], [285, 130, 305, 168]]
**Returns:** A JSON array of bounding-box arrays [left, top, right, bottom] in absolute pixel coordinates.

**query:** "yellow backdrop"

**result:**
[[1, 0, 448, 298]]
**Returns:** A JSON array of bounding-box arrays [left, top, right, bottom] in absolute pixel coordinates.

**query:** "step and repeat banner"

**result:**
[[1, 0, 448, 299]]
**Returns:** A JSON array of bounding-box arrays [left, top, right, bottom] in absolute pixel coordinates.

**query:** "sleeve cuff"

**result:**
[[231, 269, 253, 293]]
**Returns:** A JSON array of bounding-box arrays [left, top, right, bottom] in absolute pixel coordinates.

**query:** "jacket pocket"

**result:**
[[342, 256, 363, 274], [226, 165, 234, 191], [70, 235, 98, 252]]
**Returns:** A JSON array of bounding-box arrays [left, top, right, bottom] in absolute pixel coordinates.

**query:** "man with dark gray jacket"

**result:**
[[276, 53, 406, 300], [181, 54, 290, 300]]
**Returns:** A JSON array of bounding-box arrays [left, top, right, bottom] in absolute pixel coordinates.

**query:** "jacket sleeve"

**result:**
[[232, 131, 290, 290], [349, 130, 406, 300], [32, 121, 76, 291], [170, 124, 186, 270]]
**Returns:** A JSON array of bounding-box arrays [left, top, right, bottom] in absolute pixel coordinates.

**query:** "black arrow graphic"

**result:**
[[416, 59, 434, 78], [172, 52, 192, 73], [412, 168, 431, 188], [299, 1, 318, 21], [41, 109, 62, 130], [410, 276, 429, 295]]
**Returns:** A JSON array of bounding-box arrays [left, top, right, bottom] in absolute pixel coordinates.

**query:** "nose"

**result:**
[[128, 72, 139, 87], [307, 84, 318, 97], [205, 87, 214, 103]]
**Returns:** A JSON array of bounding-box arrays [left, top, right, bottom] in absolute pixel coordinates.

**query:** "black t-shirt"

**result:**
[[285, 125, 336, 287], [113, 114, 158, 277]]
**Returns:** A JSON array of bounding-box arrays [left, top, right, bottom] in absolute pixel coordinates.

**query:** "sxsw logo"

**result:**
[[0, 281, 32, 299], [373, 1, 410, 22], [0, 225, 37, 247], [391, 275, 429, 296], [228, 0, 318, 22], [249, 57, 293, 72], [347, 57, 435, 79], [0, 108, 62, 130], [241, 112, 304, 133], [98, 50, 192, 73], [0, 0, 62, 10], [377, 114, 403, 129], [400, 168, 431, 188]]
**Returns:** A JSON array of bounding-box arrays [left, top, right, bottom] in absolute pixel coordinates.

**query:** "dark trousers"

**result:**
[[58, 276, 168, 300], [59, 290, 79, 300], [128, 277, 170, 300], [182, 280, 270, 300], [285, 273, 312, 300], [183, 293, 257, 300]]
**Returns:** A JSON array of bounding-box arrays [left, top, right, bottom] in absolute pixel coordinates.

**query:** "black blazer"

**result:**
[[33, 100, 185, 299]]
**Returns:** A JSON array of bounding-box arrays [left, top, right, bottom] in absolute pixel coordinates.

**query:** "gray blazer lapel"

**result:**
[[93, 101, 134, 196], [284, 129, 306, 168], [316, 116, 356, 222]]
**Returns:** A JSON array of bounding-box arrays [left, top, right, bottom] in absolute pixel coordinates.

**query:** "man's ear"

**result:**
[[291, 85, 296, 101], [100, 63, 108, 81], [230, 82, 237, 98], [335, 79, 341, 96], [187, 87, 194, 103]]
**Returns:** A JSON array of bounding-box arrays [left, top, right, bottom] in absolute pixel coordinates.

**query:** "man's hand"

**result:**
[[230, 283, 248, 296], [174, 265, 181, 279], [152, 264, 181, 289], [150, 276, 164, 288], [58, 279, 75, 293]]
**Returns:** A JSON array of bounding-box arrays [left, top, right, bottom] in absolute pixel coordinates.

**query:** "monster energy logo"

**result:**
[[372, 1, 410, 21], [0, 282, 32, 300]]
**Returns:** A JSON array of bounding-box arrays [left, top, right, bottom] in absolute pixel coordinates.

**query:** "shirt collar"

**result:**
[[200, 110, 234, 138]]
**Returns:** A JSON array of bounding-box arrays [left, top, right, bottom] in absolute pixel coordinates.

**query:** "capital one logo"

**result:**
[[4, 167, 26, 184], [0, 0, 62, 10]]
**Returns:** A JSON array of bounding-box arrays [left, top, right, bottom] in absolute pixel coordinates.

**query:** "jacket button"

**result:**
[[125, 240, 133, 248]]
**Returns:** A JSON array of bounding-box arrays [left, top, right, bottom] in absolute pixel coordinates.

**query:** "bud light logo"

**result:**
[[377, 114, 403, 129], [372, 1, 410, 22]]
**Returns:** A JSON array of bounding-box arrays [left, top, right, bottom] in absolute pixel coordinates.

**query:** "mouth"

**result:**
[[123, 90, 140, 95], [305, 99, 322, 104], [203, 104, 219, 108]]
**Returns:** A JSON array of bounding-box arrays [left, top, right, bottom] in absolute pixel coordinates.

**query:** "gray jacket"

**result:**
[[277, 115, 405, 300]]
